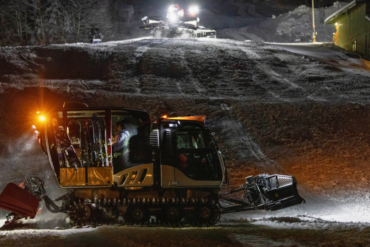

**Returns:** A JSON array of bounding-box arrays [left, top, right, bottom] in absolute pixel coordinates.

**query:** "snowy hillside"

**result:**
[[1, 38, 370, 195], [218, 2, 347, 42], [1, 38, 370, 246]]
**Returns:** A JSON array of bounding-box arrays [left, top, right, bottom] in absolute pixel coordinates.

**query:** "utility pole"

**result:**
[[312, 0, 316, 42]]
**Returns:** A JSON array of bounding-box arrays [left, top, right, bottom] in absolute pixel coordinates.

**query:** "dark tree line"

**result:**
[[0, 0, 102, 46]]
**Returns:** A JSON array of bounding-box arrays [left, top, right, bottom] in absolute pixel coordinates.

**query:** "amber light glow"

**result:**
[[39, 116, 46, 121], [161, 115, 168, 119]]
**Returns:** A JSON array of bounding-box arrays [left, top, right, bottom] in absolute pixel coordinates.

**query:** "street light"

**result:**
[[312, 0, 317, 42]]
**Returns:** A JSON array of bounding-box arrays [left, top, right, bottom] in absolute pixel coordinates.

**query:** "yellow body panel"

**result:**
[[60, 168, 86, 186], [114, 164, 154, 187], [87, 167, 113, 186]]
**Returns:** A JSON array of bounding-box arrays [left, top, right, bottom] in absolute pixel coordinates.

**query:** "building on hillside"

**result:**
[[325, 0, 370, 57]]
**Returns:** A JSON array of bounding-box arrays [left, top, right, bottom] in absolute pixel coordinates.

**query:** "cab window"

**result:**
[[175, 128, 221, 181]]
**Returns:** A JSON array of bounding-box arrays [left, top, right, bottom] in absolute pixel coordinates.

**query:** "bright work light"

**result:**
[[189, 6, 199, 15]]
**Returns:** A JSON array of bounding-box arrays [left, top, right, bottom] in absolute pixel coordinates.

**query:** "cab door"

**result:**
[[173, 129, 223, 187]]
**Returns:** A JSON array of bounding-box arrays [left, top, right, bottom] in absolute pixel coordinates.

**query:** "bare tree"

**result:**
[[27, 0, 48, 44], [70, 0, 99, 42], [0, 0, 29, 44], [0, 0, 113, 45]]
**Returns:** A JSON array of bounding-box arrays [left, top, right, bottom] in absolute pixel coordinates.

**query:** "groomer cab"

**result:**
[[35, 104, 153, 189], [154, 115, 227, 189]]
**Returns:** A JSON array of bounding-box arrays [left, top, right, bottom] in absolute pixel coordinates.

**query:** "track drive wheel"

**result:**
[[127, 205, 149, 224], [69, 204, 91, 226], [198, 206, 220, 225], [165, 206, 182, 225], [209, 207, 221, 225]]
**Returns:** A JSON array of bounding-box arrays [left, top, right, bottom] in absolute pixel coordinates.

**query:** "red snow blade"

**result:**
[[0, 183, 41, 218]]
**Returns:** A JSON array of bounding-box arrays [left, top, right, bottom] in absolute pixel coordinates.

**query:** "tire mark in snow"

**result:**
[[134, 39, 173, 95], [237, 44, 332, 103], [307, 94, 327, 102], [238, 47, 261, 60], [178, 48, 206, 94], [239, 44, 310, 101], [257, 63, 306, 91], [236, 46, 292, 102], [133, 40, 154, 95], [219, 102, 276, 168], [221, 115, 275, 167], [175, 81, 184, 95], [215, 45, 255, 97], [134, 46, 150, 58], [134, 38, 169, 58], [79, 80, 90, 90], [268, 91, 291, 102]]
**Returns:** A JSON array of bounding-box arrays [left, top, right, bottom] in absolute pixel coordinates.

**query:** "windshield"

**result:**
[[175, 129, 221, 180], [160, 121, 222, 181], [176, 130, 205, 149]]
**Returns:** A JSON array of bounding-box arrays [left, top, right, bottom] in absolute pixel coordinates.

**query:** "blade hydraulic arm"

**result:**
[[220, 174, 305, 214], [0, 177, 67, 226]]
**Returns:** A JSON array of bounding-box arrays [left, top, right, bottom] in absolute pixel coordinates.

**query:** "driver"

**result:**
[[112, 121, 130, 155]]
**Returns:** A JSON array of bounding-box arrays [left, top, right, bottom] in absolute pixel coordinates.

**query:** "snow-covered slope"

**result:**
[[1, 39, 370, 244]]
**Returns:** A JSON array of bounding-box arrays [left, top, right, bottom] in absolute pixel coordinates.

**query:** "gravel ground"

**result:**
[[0, 221, 369, 247]]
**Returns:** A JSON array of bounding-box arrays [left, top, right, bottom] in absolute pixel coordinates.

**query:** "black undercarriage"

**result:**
[[10, 174, 305, 227]]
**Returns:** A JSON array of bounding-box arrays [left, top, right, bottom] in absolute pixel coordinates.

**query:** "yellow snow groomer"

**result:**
[[0, 103, 304, 226]]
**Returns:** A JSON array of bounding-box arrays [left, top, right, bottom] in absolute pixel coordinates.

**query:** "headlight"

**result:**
[[167, 13, 178, 22], [189, 6, 199, 15]]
